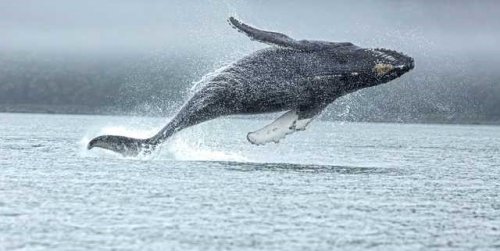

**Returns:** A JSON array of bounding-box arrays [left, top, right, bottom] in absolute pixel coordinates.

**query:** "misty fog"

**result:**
[[1, 0, 499, 123]]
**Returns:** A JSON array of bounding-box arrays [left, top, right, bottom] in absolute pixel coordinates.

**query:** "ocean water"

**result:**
[[1, 113, 499, 250]]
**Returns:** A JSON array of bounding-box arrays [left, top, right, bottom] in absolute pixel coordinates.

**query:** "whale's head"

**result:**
[[365, 48, 414, 84]]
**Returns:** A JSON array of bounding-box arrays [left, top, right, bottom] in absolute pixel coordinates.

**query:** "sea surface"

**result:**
[[1, 113, 499, 250]]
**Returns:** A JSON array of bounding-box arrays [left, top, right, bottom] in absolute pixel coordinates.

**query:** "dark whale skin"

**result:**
[[88, 17, 414, 156]]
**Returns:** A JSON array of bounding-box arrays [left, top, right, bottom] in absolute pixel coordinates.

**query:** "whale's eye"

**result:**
[[373, 63, 394, 76]]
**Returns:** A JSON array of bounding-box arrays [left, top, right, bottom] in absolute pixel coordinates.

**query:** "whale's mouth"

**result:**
[[372, 53, 414, 79], [371, 48, 414, 66]]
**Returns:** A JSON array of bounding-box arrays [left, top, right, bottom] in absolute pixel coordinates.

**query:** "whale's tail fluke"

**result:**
[[87, 78, 228, 157], [87, 135, 156, 157]]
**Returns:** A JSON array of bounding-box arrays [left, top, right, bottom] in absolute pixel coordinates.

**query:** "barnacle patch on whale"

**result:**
[[373, 63, 394, 76]]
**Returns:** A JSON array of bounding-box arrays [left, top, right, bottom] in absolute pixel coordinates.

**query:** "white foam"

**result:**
[[167, 135, 249, 162], [82, 121, 248, 162]]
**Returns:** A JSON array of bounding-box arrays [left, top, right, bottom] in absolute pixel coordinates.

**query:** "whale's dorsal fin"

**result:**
[[228, 17, 353, 51], [247, 104, 327, 145]]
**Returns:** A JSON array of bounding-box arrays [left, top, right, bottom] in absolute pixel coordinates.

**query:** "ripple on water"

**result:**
[[1, 114, 499, 250]]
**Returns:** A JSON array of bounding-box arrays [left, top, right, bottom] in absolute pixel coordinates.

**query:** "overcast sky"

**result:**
[[1, 0, 498, 60], [1, 0, 498, 120]]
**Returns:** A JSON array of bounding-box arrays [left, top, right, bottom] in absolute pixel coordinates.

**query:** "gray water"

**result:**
[[1, 113, 499, 250]]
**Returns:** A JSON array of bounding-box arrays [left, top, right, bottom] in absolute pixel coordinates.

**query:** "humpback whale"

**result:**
[[88, 17, 414, 156]]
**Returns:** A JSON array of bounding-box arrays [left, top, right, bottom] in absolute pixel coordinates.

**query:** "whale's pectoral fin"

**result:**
[[247, 105, 326, 145], [228, 17, 353, 51], [87, 135, 155, 157], [229, 17, 297, 49]]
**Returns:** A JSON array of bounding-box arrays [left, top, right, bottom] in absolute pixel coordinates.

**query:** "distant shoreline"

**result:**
[[1, 104, 499, 126]]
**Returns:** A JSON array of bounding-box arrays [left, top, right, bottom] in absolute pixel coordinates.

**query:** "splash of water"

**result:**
[[81, 119, 249, 162], [189, 63, 230, 94], [166, 135, 249, 162]]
